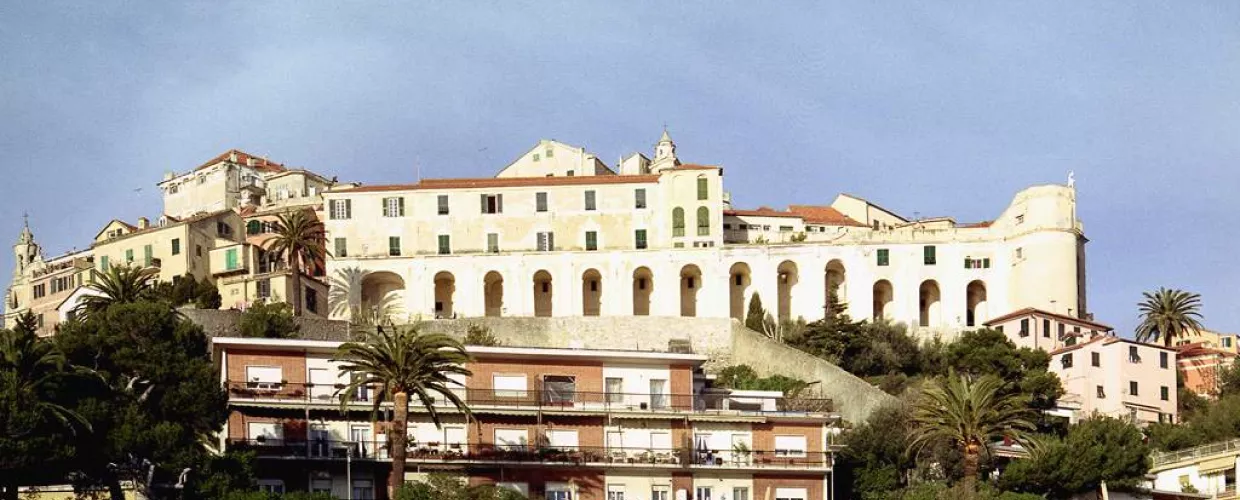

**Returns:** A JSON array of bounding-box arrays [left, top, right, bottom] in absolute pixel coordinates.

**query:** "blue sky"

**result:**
[[1, 2, 1237, 334]]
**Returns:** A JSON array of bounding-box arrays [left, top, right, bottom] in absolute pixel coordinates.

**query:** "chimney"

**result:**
[[137, 217, 150, 230], [229, 152, 238, 162]]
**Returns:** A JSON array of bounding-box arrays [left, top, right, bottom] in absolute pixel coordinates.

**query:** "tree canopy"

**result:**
[[999, 416, 1149, 496], [238, 301, 301, 339]]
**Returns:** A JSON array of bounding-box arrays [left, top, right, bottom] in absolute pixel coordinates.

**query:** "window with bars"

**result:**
[[437, 235, 450, 255], [537, 232, 554, 252], [388, 237, 401, 256]]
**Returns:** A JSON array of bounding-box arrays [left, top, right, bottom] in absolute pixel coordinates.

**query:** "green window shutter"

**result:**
[[586, 231, 597, 251], [389, 236, 401, 256], [171, 238, 181, 256], [247, 220, 261, 234], [225, 248, 238, 270], [877, 249, 889, 266], [635, 229, 647, 249], [100, 256, 109, 271], [480, 194, 488, 213], [924, 245, 936, 265], [399, 197, 405, 216], [144, 245, 153, 267], [438, 235, 450, 255], [697, 177, 708, 200], [125, 249, 134, 264], [672, 208, 685, 237], [334, 238, 347, 258], [697, 207, 710, 236]]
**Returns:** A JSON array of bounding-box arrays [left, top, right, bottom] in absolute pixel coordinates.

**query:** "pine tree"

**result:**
[[744, 294, 767, 331]]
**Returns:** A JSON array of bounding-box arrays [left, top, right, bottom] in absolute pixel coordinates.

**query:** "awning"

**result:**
[[1197, 455, 1236, 474]]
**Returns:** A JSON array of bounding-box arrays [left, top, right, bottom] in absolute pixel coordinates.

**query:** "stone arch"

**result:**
[[582, 268, 602, 316], [433, 271, 455, 319], [966, 280, 988, 327], [919, 280, 942, 327], [729, 262, 752, 321], [825, 259, 846, 315], [484, 271, 504, 317], [872, 280, 893, 320], [777, 260, 799, 322], [679, 264, 702, 317], [533, 270, 553, 317], [632, 267, 653, 316], [360, 271, 405, 308]]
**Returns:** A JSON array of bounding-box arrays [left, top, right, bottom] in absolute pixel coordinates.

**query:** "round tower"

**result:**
[[13, 215, 39, 275]]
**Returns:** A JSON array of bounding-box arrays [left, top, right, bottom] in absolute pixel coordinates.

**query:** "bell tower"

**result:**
[[13, 213, 40, 275], [650, 129, 680, 173]]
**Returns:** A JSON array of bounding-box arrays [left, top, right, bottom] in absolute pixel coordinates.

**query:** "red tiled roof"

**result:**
[[787, 205, 867, 227], [334, 174, 661, 193], [960, 220, 994, 228], [984, 307, 1115, 332], [1048, 335, 1117, 356], [196, 149, 285, 174], [724, 207, 802, 219], [1175, 342, 1238, 359]]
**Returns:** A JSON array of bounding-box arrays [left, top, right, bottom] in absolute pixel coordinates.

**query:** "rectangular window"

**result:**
[[536, 192, 548, 212], [537, 232, 554, 252], [585, 231, 598, 251], [257, 279, 271, 299], [697, 177, 708, 200], [329, 199, 352, 220], [225, 248, 239, 270], [1020, 318, 1030, 337], [876, 249, 889, 266], [1160, 351, 1169, 369], [605, 377, 623, 404], [1097, 385, 1105, 398], [493, 374, 527, 398], [382, 197, 405, 217], [773, 488, 807, 500], [1043, 319, 1051, 338], [923, 245, 936, 265], [1092, 352, 1100, 367], [696, 487, 713, 500], [100, 255, 109, 271], [1130, 381, 1139, 396], [635, 229, 648, 250], [171, 238, 181, 256], [334, 238, 347, 258], [546, 429, 579, 450], [143, 244, 153, 267], [773, 435, 807, 457], [983, 258, 991, 268], [1161, 386, 1170, 401], [1061, 353, 1073, 368], [1129, 345, 1141, 363], [437, 195, 449, 215], [651, 487, 670, 500], [1058, 323, 1065, 338], [125, 249, 134, 264], [585, 190, 597, 211], [607, 485, 625, 500], [388, 236, 401, 257], [733, 487, 750, 500], [481, 194, 503, 214], [487, 233, 499, 253], [437, 235, 450, 255], [245, 366, 282, 386], [635, 188, 647, 209]]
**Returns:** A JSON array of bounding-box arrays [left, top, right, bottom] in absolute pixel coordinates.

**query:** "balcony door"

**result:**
[[308, 368, 334, 401], [650, 379, 667, 409], [543, 375, 576, 406]]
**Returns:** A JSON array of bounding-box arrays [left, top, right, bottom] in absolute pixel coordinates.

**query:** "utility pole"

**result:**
[[346, 445, 353, 500]]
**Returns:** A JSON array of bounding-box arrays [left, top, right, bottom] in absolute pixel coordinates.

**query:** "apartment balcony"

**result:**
[[225, 440, 832, 471], [225, 382, 834, 418]]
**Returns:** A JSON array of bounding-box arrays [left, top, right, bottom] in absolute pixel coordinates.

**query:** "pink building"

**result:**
[[984, 307, 1113, 353], [1048, 335, 1177, 425]]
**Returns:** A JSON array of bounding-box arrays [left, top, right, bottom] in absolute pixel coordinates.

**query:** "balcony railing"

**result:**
[[1152, 438, 1240, 467], [225, 382, 833, 416], [226, 439, 831, 470]]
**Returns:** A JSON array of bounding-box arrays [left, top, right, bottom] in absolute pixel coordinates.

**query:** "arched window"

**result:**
[[696, 207, 710, 236], [672, 207, 685, 237], [246, 220, 261, 235]]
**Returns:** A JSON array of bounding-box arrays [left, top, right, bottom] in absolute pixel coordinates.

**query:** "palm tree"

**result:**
[[263, 210, 327, 316], [333, 325, 472, 496], [74, 265, 158, 319], [908, 373, 1036, 490], [1136, 288, 1204, 347], [328, 266, 368, 319]]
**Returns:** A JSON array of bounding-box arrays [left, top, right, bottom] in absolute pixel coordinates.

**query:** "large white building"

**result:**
[[322, 132, 1089, 339]]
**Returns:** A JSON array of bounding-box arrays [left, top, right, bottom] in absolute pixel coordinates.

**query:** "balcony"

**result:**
[[225, 439, 832, 470], [225, 382, 834, 418]]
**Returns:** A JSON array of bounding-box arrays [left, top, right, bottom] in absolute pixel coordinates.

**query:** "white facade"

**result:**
[[1049, 336, 1178, 425], [322, 133, 1088, 340]]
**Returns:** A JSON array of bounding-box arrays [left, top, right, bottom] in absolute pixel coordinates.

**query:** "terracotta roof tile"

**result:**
[[334, 174, 661, 193], [724, 208, 802, 219], [196, 149, 285, 174], [983, 307, 1115, 332], [664, 163, 721, 171], [787, 205, 867, 226], [1175, 342, 1238, 359], [960, 220, 994, 228]]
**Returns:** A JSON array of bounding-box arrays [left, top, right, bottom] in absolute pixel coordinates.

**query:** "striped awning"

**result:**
[[1197, 455, 1236, 474]]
